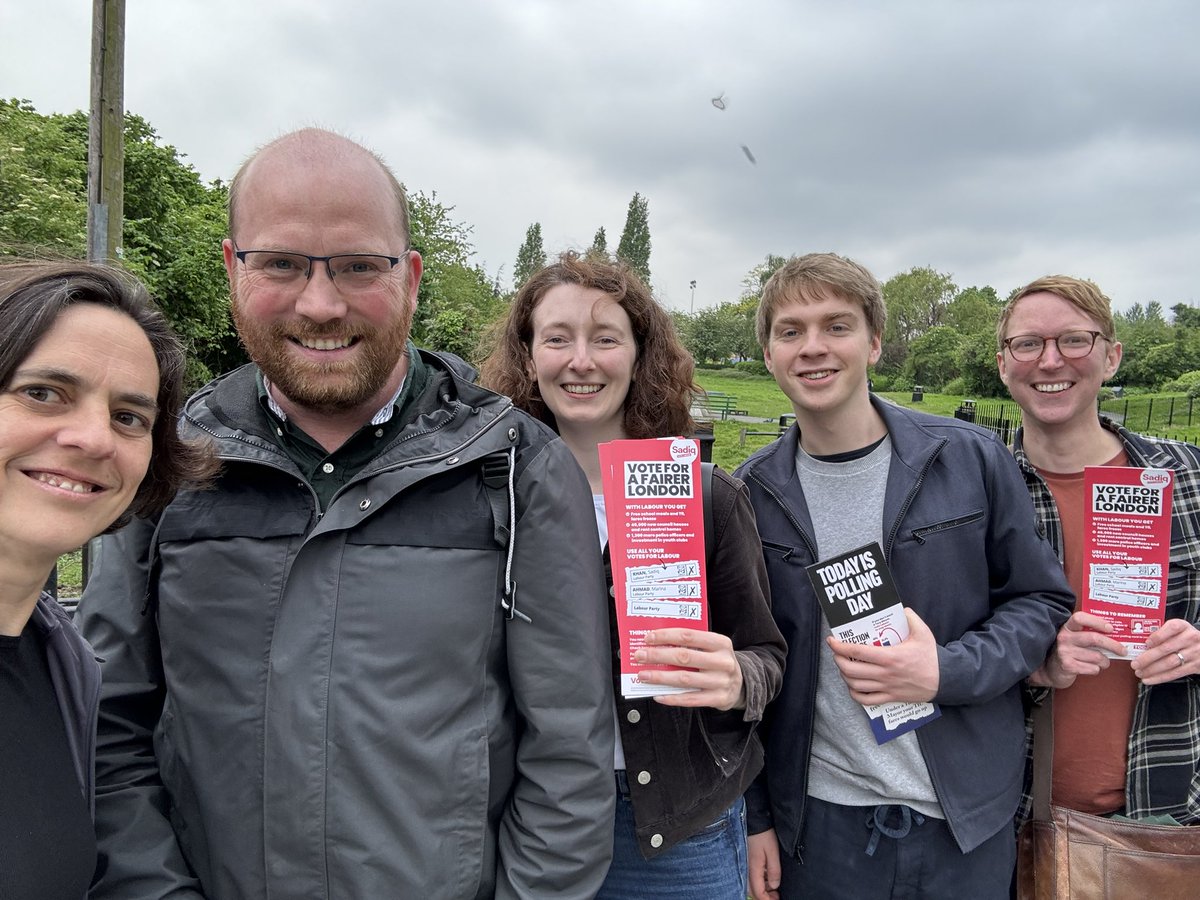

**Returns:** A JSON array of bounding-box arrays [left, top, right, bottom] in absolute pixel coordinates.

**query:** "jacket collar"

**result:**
[[748, 395, 946, 494], [743, 396, 949, 554], [1013, 415, 1179, 474]]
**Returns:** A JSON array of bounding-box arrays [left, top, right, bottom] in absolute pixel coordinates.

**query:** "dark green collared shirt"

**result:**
[[257, 343, 429, 512]]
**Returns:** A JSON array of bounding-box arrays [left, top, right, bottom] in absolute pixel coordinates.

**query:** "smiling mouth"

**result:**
[[292, 336, 356, 351], [800, 370, 834, 380], [563, 384, 603, 394], [1034, 382, 1072, 393], [31, 472, 101, 494]]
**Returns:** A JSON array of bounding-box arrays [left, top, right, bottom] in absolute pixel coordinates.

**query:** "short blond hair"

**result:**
[[998, 275, 1116, 347], [756, 253, 886, 346]]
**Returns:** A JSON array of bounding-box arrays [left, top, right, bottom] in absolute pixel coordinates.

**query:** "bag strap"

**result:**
[[702, 462, 715, 568], [1030, 691, 1055, 822]]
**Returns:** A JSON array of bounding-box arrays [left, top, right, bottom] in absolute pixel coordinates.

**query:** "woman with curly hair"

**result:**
[[481, 251, 785, 899]]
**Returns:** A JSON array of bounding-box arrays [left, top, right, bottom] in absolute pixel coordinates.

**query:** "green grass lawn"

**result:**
[[693, 372, 1014, 469], [1100, 393, 1200, 441], [694, 374, 1200, 467], [50, 548, 84, 597]]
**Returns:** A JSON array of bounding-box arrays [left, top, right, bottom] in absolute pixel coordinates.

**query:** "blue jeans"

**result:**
[[776, 796, 1015, 899], [596, 771, 748, 900]]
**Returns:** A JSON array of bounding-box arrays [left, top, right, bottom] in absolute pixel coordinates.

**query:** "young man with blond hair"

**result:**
[[1000, 275, 1200, 825], [736, 253, 1072, 899]]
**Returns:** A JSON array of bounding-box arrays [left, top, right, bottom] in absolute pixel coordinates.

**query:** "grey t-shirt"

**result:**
[[798, 437, 943, 819]]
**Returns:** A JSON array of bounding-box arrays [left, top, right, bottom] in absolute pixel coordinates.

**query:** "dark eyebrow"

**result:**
[[774, 311, 856, 328], [13, 365, 159, 415]]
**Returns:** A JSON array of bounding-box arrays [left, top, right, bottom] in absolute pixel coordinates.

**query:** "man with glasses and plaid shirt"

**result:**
[[78, 128, 616, 899], [1000, 275, 1200, 827]]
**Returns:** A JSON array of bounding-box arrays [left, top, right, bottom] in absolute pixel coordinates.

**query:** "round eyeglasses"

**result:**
[[1002, 330, 1109, 362]]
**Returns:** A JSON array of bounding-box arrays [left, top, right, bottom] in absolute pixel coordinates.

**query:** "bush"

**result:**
[[942, 377, 966, 396], [734, 359, 770, 377], [870, 372, 893, 392], [1163, 370, 1200, 393]]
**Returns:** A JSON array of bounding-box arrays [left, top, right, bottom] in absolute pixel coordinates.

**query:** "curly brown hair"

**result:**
[[0, 259, 218, 531], [479, 252, 697, 439]]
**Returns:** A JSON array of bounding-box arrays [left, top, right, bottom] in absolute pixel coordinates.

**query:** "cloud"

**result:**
[[3, 0, 1197, 310]]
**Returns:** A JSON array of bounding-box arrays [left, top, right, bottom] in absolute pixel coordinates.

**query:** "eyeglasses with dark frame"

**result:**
[[233, 247, 409, 292], [1002, 330, 1109, 362]]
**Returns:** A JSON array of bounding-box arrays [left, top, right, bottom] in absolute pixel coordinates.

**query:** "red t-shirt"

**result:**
[[1038, 452, 1139, 815]]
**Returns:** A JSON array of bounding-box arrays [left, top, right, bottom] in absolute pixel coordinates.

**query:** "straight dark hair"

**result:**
[[0, 260, 217, 529]]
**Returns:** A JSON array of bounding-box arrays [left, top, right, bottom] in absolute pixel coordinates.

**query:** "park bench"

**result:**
[[692, 390, 743, 420], [738, 414, 796, 447]]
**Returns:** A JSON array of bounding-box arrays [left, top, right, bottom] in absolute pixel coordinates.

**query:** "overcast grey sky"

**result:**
[[3, 0, 1197, 312]]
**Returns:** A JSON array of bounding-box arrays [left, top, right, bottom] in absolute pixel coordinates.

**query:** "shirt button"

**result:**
[[321, 462, 335, 474], [649, 834, 663, 848], [636, 770, 651, 785], [375, 428, 383, 438], [626, 709, 641, 724]]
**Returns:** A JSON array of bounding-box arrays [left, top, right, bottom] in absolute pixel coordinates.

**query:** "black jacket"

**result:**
[[609, 466, 786, 857]]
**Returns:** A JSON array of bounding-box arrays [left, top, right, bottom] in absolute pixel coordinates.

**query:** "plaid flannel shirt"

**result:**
[[1014, 416, 1200, 824]]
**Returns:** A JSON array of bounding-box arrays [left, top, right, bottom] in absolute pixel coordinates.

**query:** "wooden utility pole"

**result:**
[[87, 0, 125, 263], [78, 0, 127, 593]]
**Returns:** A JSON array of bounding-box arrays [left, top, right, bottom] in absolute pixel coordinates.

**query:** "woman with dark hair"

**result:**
[[481, 251, 786, 899], [0, 260, 214, 899]]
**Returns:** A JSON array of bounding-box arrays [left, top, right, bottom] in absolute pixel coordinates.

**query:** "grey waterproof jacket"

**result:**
[[79, 350, 616, 899]]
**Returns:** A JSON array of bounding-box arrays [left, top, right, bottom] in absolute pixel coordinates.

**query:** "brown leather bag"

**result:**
[[1016, 696, 1200, 899]]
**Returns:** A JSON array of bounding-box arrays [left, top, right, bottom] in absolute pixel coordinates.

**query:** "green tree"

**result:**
[[946, 285, 1001, 335], [512, 222, 545, 289], [0, 99, 88, 255], [902, 325, 962, 389], [1, 100, 237, 386], [119, 114, 240, 384], [1173, 303, 1200, 330], [616, 192, 651, 285], [589, 226, 607, 257], [880, 267, 957, 373], [684, 306, 731, 364], [740, 253, 787, 299], [409, 191, 502, 361], [717, 299, 761, 361], [1115, 301, 1173, 388], [960, 331, 1008, 398]]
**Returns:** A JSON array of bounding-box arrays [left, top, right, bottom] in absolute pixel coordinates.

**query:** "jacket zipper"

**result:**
[[910, 510, 983, 544], [882, 434, 972, 851]]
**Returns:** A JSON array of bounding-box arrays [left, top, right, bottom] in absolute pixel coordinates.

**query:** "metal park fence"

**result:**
[[953, 399, 1022, 444]]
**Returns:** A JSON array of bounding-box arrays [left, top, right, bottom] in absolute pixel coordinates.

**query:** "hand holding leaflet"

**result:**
[[827, 607, 940, 705], [633, 627, 744, 710], [806, 541, 940, 743]]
